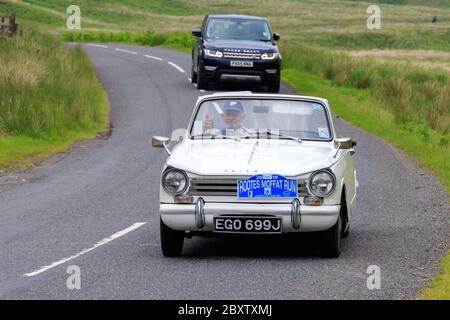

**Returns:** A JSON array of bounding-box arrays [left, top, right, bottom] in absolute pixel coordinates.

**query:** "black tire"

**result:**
[[196, 71, 209, 90], [160, 218, 184, 257], [191, 64, 197, 84], [267, 78, 280, 93], [320, 215, 342, 258]]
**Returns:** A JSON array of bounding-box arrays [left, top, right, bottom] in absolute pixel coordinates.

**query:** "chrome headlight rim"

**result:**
[[261, 52, 278, 60], [204, 49, 223, 58], [309, 169, 336, 198], [161, 168, 189, 196]]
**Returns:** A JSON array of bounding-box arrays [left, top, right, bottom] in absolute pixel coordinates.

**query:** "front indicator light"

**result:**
[[175, 195, 194, 204], [304, 196, 323, 206]]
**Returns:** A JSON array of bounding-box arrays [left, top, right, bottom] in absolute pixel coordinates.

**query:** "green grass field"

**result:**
[[0, 28, 108, 169], [0, 0, 448, 299]]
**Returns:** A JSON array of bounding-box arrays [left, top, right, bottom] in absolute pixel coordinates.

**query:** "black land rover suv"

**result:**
[[191, 14, 281, 92]]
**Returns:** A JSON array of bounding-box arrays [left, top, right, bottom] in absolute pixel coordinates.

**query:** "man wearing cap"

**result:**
[[203, 101, 249, 137]]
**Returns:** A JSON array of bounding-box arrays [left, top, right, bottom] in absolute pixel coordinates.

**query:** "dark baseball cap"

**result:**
[[223, 101, 244, 112]]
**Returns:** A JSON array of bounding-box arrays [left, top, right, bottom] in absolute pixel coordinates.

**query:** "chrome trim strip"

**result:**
[[223, 53, 260, 59]]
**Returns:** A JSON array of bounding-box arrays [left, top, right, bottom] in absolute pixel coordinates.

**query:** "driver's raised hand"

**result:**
[[203, 114, 214, 132]]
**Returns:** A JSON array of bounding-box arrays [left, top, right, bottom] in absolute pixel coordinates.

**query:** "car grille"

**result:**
[[189, 178, 309, 197], [223, 52, 261, 60]]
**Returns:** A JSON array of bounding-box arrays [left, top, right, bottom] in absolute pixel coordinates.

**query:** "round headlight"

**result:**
[[309, 170, 335, 197], [162, 169, 188, 195]]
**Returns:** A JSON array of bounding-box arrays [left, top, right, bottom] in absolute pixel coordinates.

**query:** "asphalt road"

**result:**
[[0, 44, 448, 299]]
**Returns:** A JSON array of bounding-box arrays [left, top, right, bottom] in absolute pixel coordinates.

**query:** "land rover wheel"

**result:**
[[191, 64, 197, 84], [196, 71, 209, 90], [267, 79, 280, 93]]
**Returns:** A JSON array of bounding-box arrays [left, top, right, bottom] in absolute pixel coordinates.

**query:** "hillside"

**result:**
[[1, 0, 449, 51]]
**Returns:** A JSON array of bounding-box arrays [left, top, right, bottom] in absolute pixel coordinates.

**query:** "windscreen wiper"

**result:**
[[246, 129, 302, 143], [191, 133, 241, 141]]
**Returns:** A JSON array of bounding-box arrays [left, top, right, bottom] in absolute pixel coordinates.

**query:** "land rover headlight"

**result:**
[[309, 170, 335, 197], [261, 52, 277, 60], [162, 168, 189, 195], [204, 49, 223, 58]]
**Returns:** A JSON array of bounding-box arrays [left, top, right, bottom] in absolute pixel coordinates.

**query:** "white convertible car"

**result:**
[[152, 92, 357, 258]]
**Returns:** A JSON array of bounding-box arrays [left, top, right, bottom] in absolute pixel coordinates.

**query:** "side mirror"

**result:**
[[152, 136, 171, 154], [152, 136, 170, 147], [273, 32, 280, 41], [192, 28, 202, 37], [335, 137, 353, 149]]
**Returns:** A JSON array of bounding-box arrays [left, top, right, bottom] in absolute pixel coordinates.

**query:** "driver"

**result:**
[[210, 21, 226, 38], [203, 101, 249, 137]]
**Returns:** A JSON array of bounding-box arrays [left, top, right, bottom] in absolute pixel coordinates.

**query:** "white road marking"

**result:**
[[87, 44, 108, 48], [144, 54, 163, 61], [115, 48, 137, 55], [24, 222, 146, 277], [167, 61, 185, 73]]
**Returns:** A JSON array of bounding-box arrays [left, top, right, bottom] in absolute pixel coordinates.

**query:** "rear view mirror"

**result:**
[[273, 32, 280, 41], [253, 105, 269, 113]]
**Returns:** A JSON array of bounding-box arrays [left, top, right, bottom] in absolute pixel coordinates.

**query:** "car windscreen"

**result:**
[[205, 18, 271, 41], [190, 99, 332, 141]]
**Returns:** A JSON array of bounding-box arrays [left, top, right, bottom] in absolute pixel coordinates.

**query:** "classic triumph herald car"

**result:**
[[152, 92, 357, 258]]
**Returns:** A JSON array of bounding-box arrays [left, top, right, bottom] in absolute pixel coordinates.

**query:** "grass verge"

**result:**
[[420, 254, 450, 299], [0, 28, 109, 171]]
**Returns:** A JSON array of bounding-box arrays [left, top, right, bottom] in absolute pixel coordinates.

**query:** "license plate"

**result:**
[[214, 216, 282, 234], [237, 174, 298, 198], [230, 61, 253, 67]]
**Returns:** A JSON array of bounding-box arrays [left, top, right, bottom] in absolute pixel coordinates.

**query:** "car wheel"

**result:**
[[320, 214, 342, 258], [191, 64, 197, 84], [196, 69, 209, 90], [160, 218, 184, 257], [267, 78, 280, 93]]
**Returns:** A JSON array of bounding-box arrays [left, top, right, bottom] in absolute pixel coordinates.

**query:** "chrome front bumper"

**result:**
[[160, 200, 340, 233]]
